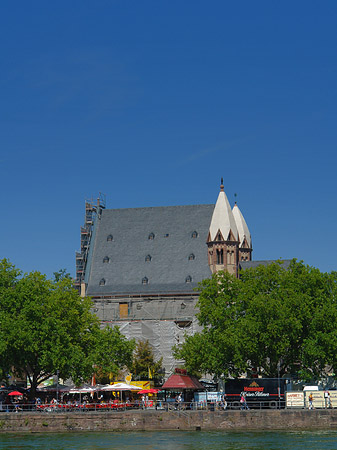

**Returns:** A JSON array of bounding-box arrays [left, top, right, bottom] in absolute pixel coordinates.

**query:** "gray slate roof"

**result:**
[[86, 204, 214, 296]]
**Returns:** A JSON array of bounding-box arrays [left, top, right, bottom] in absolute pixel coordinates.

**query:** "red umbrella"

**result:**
[[137, 389, 159, 394], [8, 391, 23, 396]]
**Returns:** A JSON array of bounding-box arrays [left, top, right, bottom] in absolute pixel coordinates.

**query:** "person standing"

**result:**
[[240, 392, 249, 410], [324, 391, 329, 408], [308, 393, 314, 410]]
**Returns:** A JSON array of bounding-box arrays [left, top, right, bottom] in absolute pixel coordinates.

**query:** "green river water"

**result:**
[[0, 431, 337, 449]]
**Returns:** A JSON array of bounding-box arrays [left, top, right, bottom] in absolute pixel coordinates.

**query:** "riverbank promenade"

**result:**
[[1, 409, 337, 433]]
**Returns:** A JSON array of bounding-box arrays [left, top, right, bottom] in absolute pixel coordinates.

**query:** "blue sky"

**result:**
[[1, 1, 336, 278]]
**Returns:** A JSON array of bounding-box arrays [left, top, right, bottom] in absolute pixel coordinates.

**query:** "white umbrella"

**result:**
[[69, 386, 98, 394], [101, 383, 140, 391]]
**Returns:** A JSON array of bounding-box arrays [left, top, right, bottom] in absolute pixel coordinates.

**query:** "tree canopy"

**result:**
[[130, 340, 163, 381], [0, 259, 135, 396], [174, 260, 337, 381]]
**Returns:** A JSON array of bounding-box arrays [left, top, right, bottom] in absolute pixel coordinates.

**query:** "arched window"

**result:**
[[191, 231, 198, 239], [185, 275, 192, 283], [142, 277, 148, 285], [145, 255, 152, 262], [103, 256, 109, 263], [148, 233, 155, 240], [99, 278, 106, 286], [188, 253, 195, 261], [107, 234, 113, 242], [216, 249, 223, 264]]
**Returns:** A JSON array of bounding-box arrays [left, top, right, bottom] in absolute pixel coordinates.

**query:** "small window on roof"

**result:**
[[148, 233, 155, 240], [99, 278, 106, 286], [145, 255, 152, 262], [191, 231, 198, 238], [103, 256, 109, 263], [142, 277, 148, 285], [185, 275, 192, 283], [107, 234, 113, 241], [188, 253, 195, 261]]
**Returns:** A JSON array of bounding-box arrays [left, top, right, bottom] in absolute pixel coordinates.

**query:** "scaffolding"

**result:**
[[75, 193, 106, 289]]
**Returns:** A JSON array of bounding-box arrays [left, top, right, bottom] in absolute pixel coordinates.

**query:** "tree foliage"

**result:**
[[93, 326, 135, 382], [130, 340, 163, 380], [0, 259, 134, 396], [174, 260, 337, 381]]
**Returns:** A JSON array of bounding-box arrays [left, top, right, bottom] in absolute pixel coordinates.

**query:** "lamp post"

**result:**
[[56, 370, 59, 403], [277, 362, 281, 409]]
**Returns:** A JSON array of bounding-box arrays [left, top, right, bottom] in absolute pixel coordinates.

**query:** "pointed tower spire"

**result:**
[[232, 202, 252, 262], [208, 181, 238, 242], [207, 182, 239, 276]]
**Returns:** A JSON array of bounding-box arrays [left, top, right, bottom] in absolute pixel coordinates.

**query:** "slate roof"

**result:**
[[86, 204, 214, 296]]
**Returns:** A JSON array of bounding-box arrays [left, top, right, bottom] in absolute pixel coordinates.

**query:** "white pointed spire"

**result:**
[[209, 179, 238, 241], [232, 202, 251, 248]]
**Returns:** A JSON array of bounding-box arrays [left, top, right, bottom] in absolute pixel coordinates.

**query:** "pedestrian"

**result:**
[[240, 392, 249, 410], [324, 391, 330, 408], [308, 393, 314, 410], [177, 393, 182, 410]]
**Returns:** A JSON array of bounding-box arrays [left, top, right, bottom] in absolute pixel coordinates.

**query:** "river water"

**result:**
[[1, 431, 337, 449]]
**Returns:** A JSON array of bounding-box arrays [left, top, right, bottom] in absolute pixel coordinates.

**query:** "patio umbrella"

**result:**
[[137, 389, 159, 394], [8, 391, 23, 396], [101, 383, 140, 391], [100, 383, 140, 402]]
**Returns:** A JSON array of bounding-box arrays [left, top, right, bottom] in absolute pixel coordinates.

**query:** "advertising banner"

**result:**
[[286, 392, 304, 408]]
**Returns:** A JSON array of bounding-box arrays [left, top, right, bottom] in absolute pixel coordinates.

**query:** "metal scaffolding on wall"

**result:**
[[75, 193, 106, 289]]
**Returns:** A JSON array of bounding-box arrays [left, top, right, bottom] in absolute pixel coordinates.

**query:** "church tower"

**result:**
[[207, 180, 252, 277], [232, 201, 252, 263], [207, 179, 240, 276]]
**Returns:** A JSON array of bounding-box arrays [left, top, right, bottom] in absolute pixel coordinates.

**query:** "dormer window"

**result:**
[[148, 233, 155, 240], [185, 275, 192, 283], [145, 255, 152, 262], [188, 253, 195, 261], [191, 231, 198, 239], [103, 256, 109, 263], [107, 234, 113, 242], [99, 278, 106, 286], [142, 277, 148, 285]]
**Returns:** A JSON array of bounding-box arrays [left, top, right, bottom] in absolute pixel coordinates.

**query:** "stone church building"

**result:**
[[75, 181, 252, 376]]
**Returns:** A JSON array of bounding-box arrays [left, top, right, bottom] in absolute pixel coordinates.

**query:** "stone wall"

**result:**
[[1, 409, 337, 433]]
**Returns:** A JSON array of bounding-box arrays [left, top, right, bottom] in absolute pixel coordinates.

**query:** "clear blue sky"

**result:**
[[1, 1, 336, 278]]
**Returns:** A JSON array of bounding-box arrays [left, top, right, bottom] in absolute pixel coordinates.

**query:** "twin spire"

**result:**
[[208, 179, 251, 247], [207, 180, 252, 276]]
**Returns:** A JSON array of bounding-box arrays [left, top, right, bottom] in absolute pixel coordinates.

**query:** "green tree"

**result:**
[[53, 269, 72, 282], [174, 260, 337, 381], [0, 259, 134, 396], [131, 340, 163, 380], [92, 326, 135, 383]]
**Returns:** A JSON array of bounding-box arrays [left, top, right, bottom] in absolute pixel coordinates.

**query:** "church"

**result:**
[[75, 180, 253, 376]]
